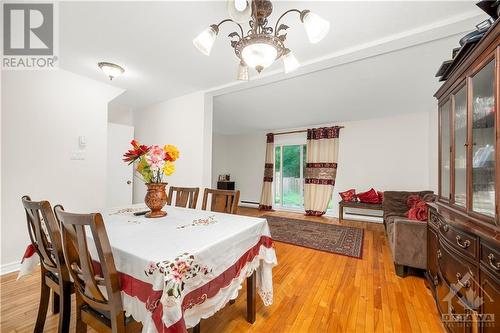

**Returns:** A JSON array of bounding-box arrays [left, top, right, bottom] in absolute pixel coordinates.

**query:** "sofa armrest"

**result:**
[[391, 218, 427, 269]]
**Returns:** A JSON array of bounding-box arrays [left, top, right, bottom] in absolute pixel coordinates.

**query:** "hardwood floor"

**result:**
[[0, 207, 444, 333]]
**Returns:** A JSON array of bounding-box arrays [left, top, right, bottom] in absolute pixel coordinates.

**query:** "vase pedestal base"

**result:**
[[145, 210, 167, 218]]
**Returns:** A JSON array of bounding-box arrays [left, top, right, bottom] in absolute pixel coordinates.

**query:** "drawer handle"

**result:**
[[437, 249, 442, 259], [487, 253, 500, 271], [455, 272, 471, 288], [455, 235, 470, 249], [442, 224, 449, 232]]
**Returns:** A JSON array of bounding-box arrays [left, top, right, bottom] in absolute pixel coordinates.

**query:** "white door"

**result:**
[[106, 123, 134, 207]]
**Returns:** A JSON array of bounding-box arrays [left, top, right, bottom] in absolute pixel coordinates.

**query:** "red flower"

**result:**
[[123, 139, 150, 164]]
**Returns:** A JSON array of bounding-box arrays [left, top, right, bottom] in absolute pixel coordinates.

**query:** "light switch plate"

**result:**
[[70, 150, 85, 160]]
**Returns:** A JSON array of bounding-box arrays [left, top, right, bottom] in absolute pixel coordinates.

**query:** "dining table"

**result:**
[[18, 204, 278, 333]]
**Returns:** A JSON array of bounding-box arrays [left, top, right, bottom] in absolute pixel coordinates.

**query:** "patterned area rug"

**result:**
[[263, 215, 364, 259]]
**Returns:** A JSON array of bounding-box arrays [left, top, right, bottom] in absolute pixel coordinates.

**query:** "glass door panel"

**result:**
[[454, 87, 467, 207], [282, 145, 302, 208], [440, 100, 451, 200], [274, 144, 311, 209], [471, 61, 496, 218]]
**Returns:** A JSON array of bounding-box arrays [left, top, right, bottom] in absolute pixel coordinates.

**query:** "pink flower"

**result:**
[[146, 145, 166, 171]]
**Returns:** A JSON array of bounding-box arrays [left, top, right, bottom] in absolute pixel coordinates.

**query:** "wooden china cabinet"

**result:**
[[428, 20, 500, 333]]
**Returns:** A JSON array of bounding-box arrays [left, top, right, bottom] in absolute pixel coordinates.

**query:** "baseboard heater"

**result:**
[[240, 200, 259, 206]]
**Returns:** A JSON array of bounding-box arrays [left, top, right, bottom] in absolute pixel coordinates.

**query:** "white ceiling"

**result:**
[[213, 34, 460, 134], [59, 1, 482, 110]]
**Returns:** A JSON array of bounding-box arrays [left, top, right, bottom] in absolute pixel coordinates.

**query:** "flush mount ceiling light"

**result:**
[[193, 0, 330, 81], [98, 62, 125, 80]]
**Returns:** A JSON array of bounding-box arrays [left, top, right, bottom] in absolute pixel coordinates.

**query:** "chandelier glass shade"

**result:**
[[193, 0, 330, 80], [282, 50, 300, 73]]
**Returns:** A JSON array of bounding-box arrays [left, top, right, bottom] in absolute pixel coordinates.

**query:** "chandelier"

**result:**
[[193, 0, 330, 80]]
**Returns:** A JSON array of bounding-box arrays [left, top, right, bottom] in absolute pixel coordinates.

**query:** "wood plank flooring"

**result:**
[[0, 207, 444, 333]]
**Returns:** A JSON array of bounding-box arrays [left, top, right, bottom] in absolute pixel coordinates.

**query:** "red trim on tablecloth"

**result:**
[[93, 236, 274, 333], [21, 244, 36, 263]]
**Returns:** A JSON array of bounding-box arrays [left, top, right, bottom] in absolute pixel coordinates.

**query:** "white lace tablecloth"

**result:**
[[19, 204, 277, 333]]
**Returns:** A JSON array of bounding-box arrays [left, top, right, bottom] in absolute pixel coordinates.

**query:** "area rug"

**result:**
[[263, 215, 364, 259]]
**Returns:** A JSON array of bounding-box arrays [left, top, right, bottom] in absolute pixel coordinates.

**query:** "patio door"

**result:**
[[274, 144, 306, 209]]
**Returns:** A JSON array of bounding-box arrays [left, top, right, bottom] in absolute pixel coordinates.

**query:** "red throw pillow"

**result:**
[[339, 189, 357, 202], [357, 188, 379, 203], [406, 195, 428, 221], [377, 191, 384, 204]]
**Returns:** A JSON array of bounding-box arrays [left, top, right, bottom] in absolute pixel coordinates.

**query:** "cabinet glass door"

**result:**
[[471, 61, 496, 218], [454, 87, 467, 207], [440, 100, 451, 200]]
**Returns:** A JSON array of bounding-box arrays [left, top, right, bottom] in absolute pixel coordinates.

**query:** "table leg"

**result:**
[[193, 323, 200, 333], [339, 204, 343, 223], [246, 272, 256, 324]]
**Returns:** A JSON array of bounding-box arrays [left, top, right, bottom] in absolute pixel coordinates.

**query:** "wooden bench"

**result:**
[[338, 201, 383, 222]]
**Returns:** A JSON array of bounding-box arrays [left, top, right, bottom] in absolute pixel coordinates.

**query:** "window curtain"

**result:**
[[259, 133, 274, 210], [304, 127, 341, 216]]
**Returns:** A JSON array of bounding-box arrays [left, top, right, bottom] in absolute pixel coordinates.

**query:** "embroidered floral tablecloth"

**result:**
[[19, 204, 277, 333]]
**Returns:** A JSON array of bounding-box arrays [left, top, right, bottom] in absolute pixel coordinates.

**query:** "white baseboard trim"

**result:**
[[0, 261, 20, 275]]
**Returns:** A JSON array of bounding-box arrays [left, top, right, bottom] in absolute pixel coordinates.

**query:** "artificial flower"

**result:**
[[123, 139, 150, 164], [146, 145, 166, 171], [136, 157, 153, 183], [163, 144, 180, 162], [124, 141, 179, 183], [163, 161, 175, 176]]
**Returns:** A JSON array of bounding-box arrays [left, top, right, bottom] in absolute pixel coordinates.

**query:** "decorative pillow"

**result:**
[[406, 195, 428, 221], [357, 188, 379, 204], [377, 191, 384, 204], [339, 189, 357, 202]]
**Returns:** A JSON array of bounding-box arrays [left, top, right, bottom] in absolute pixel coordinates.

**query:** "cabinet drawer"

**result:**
[[438, 240, 477, 298], [436, 276, 467, 333], [439, 221, 477, 259], [480, 241, 500, 279], [429, 209, 441, 230], [479, 268, 500, 333]]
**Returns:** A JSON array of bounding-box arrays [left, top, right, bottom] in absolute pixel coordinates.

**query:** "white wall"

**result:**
[[212, 131, 267, 203], [108, 97, 133, 126], [213, 111, 436, 216], [132, 91, 212, 205], [1, 69, 122, 272]]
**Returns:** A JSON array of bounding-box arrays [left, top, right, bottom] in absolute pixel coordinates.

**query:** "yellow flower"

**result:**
[[163, 161, 175, 176], [163, 144, 180, 162]]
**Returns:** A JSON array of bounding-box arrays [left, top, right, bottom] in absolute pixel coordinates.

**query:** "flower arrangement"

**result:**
[[123, 140, 180, 183]]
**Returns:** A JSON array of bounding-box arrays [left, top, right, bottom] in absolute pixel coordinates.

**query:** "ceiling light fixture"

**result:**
[[98, 62, 125, 80], [193, 0, 329, 80]]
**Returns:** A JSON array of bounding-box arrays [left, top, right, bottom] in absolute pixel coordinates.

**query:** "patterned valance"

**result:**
[[307, 126, 341, 140], [266, 133, 274, 143]]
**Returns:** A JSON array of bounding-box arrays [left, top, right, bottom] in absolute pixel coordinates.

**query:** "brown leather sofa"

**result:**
[[383, 191, 434, 277]]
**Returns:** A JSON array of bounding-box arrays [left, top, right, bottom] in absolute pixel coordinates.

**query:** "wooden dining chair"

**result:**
[[21, 196, 72, 333], [201, 189, 240, 214], [167, 186, 200, 209], [54, 206, 142, 333]]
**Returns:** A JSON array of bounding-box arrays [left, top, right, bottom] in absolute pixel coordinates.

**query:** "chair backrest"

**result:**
[[22, 195, 68, 279], [201, 189, 240, 214], [167, 186, 199, 209], [54, 206, 122, 316]]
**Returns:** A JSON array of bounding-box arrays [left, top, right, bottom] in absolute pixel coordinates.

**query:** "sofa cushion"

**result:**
[[383, 191, 434, 221]]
